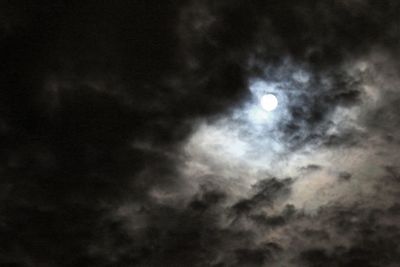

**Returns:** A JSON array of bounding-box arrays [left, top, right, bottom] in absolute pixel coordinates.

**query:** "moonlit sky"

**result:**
[[1, 1, 400, 266]]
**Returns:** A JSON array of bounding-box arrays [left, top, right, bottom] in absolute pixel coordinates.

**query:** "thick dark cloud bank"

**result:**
[[1, 1, 400, 266]]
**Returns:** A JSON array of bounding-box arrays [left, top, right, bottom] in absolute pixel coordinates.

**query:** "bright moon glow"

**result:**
[[260, 94, 278, 111]]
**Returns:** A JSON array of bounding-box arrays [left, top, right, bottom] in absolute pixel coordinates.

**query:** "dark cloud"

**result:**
[[299, 205, 400, 267], [232, 178, 293, 215], [338, 171, 352, 181], [1, 0, 400, 266], [300, 164, 323, 172], [81, 177, 296, 267], [275, 70, 364, 149]]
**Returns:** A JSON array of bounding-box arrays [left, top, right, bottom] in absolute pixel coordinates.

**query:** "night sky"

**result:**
[[1, 1, 400, 266]]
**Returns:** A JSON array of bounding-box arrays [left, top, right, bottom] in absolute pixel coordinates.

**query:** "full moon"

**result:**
[[260, 94, 278, 111]]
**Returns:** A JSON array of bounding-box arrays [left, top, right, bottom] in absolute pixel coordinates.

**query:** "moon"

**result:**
[[260, 94, 278, 111]]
